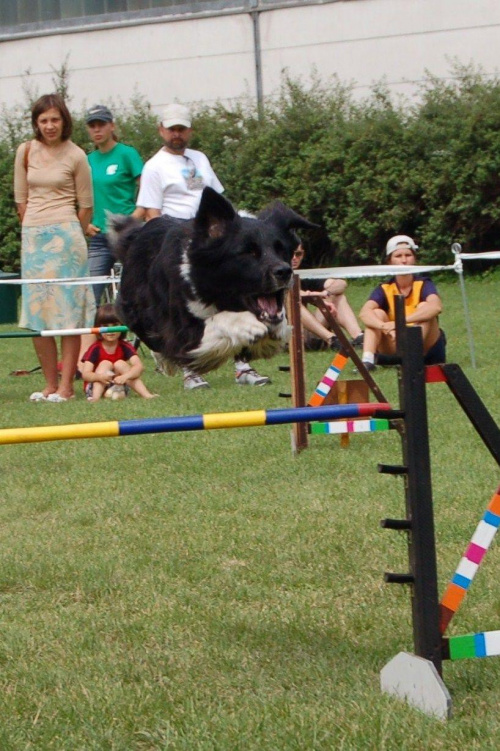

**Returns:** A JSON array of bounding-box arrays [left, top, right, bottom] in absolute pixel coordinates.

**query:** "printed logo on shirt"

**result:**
[[106, 164, 118, 175], [182, 156, 205, 191]]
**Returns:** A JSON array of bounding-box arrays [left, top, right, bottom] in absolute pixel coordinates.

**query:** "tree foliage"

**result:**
[[0, 63, 499, 271]]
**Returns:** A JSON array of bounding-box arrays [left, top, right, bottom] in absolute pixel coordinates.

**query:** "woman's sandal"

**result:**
[[29, 391, 48, 402], [46, 393, 75, 403]]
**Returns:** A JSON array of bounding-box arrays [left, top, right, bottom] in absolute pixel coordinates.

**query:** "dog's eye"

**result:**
[[246, 243, 261, 259], [273, 241, 286, 257]]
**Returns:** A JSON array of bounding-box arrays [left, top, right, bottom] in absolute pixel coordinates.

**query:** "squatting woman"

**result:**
[[359, 235, 446, 371]]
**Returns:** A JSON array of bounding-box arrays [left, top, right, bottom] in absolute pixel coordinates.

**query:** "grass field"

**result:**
[[0, 273, 499, 750]]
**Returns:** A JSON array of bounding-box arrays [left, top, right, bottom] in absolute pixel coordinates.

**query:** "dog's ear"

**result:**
[[107, 213, 143, 260], [257, 201, 318, 232], [194, 187, 237, 239]]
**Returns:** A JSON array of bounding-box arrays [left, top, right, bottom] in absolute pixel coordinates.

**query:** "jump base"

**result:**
[[380, 652, 452, 720]]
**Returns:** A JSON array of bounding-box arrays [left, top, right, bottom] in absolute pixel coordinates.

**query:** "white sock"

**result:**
[[234, 359, 250, 372], [362, 351, 375, 364]]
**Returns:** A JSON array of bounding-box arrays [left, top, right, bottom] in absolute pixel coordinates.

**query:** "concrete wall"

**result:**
[[0, 0, 499, 114], [261, 0, 500, 99]]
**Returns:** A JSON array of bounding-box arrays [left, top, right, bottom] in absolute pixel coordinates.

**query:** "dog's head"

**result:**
[[186, 188, 316, 325]]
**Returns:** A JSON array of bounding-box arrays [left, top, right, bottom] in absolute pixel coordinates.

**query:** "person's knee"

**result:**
[[95, 359, 113, 373], [324, 278, 347, 296]]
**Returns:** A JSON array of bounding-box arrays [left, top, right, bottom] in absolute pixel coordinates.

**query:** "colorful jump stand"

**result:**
[[381, 300, 500, 719]]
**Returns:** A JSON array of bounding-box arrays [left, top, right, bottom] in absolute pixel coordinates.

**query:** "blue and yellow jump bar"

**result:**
[[0, 403, 395, 446]]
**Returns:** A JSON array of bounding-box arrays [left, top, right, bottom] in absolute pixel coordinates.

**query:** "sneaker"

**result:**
[[361, 361, 377, 372], [105, 384, 127, 401], [351, 333, 364, 348], [183, 373, 210, 390], [304, 334, 326, 352], [110, 385, 127, 401], [235, 368, 271, 386], [328, 336, 341, 351]]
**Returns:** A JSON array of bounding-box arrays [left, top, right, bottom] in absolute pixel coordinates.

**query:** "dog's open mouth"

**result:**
[[248, 290, 285, 324]]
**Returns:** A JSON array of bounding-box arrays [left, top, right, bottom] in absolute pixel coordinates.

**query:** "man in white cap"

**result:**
[[137, 103, 270, 389], [358, 235, 445, 370], [137, 103, 223, 221]]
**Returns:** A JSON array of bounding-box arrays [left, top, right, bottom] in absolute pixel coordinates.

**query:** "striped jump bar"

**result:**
[[310, 418, 391, 435], [308, 352, 349, 407], [447, 630, 500, 660], [0, 403, 394, 446], [440, 484, 500, 634], [0, 326, 128, 339], [0, 275, 114, 286]]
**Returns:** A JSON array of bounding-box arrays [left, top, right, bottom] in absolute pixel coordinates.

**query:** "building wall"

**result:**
[[0, 0, 499, 114], [261, 0, 500, 98]]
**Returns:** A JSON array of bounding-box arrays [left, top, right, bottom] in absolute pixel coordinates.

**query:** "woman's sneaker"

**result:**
[[235, 368, 270, 386], [351, 333, 364, 348], [183, 372, 210, 390]]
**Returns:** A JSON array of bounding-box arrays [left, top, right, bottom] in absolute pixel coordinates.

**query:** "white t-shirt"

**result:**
[[136, 147, 224, 219]]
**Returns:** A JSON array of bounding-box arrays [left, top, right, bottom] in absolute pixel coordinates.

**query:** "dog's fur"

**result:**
[[111, 187, 315, 374]]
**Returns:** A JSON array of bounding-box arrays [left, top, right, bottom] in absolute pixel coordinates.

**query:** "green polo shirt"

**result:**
[[88, 142, 143, 231]]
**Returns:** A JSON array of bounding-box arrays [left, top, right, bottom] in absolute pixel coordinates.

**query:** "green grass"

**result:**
[[0, 273, 499, 749]]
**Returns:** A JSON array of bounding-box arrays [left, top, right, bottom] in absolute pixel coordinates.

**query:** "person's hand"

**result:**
[[380, 320, 396, 339], [95, 371, 114, 385], [323, 299, 337, 316], [112, 373, 128, 386], [86, 223, 100, 237], [93, 370, 114, 385]]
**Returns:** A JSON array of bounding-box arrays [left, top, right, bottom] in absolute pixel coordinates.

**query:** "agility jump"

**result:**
[[0, 403, 394, 446], [2, 290, 500, 720]]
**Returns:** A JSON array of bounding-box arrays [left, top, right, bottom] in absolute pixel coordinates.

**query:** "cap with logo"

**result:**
[[385, 235, 418, 257], [85, 105, 113, 124]]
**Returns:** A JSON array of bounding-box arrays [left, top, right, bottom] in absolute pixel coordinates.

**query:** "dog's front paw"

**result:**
[[204, 310, 268, 348], [229, 311, 269, 345], [188, 311, 269, 372]]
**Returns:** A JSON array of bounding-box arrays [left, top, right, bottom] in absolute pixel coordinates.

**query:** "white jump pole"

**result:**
[[451, 243, 476, 369]]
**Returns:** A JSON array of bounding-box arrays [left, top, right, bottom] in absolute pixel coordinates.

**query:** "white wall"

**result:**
[[261, 0, 500, 100], [0, 0, 499, 114], [0, 14, 257, 112]]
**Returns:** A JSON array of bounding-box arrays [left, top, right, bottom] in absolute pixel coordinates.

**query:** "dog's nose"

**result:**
[[274, 263, 292, 284]]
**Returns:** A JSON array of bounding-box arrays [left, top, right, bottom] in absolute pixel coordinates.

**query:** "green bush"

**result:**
[[405, 66, 500, 263], [0, 141, 21, 272], [1, 64, 499, 272], [193, 66, 500, 267]]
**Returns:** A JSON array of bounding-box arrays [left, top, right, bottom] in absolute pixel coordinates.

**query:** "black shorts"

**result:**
[[424, 329, 446, 365], [375, 329, 446, 366]]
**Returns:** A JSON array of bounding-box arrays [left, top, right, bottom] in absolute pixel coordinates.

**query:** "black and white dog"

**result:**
[[111, 187, 315, 374]]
